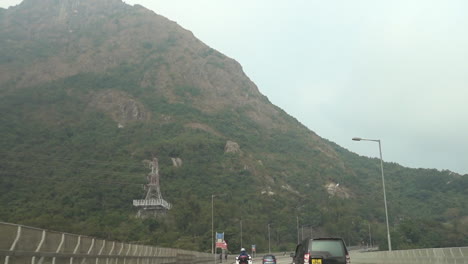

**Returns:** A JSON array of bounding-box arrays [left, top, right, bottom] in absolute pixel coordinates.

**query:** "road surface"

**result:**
[[221, 254, 292, 264]]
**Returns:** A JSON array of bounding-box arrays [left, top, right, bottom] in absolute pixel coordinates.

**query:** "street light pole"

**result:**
[[301, 226, 304, 241], [240, 219, 243, 248], [296, 216, 299, 244], [211, 194, 215, 261], [268, 224, 271, 254], [352, 137, 392, 251]]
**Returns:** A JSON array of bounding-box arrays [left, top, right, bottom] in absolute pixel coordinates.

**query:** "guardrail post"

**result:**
[[107, 241, 115, 264], [70, 236, 81, 264], [124, 244, 132, 264], [153, 248, 159, 264], [450, 248, 455, 264], [133, 245, 139, 264], [52, 233, 65, 264], [96, 241, 106, 264], [81, 238, 95, 264], [4, 225, 21, 264], [144, 246, 149, 264], [115, 243, 124, 264], [32, 230, 46, 264], [148, 247, 153, 264], [136, 245, 142, 264], [442, 247, 447, 264]]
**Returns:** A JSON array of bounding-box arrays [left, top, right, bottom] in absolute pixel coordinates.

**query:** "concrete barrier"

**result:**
[[0, 222, 212, 264], [350, 247, 468, 264], [3, 221, 466, 264]]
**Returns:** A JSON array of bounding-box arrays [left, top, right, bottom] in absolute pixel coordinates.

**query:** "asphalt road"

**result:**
[[220, 254, 292, 264], [270, 255, 292, 264]]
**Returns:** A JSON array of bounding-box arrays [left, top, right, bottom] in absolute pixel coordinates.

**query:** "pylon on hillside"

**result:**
[[133, 158, 171, 218]]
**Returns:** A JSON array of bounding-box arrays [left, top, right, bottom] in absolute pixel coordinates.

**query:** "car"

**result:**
[[262, 254, 276, 264], [291, 237, 350, 264]]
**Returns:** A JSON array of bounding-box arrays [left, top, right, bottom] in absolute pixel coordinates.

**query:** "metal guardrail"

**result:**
[[0, 222, 211, 264], [350, 247, 468, 264]]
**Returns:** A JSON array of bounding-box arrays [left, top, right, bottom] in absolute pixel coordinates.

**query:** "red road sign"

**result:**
[[216, 241, 228, 249]]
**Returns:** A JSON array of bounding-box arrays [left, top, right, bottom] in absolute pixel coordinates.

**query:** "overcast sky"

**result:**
[[2, 0, 467, 175]]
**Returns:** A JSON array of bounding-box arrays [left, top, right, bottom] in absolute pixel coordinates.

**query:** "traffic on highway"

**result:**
[[225, 237, 350, 264], [222, 253, 290, 264]]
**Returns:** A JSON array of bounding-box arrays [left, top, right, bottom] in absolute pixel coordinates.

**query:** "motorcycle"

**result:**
[[236, 254, 252, 264]]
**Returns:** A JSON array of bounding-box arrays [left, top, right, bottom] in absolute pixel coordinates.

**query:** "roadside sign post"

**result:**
[[216, 232, 228, 262]]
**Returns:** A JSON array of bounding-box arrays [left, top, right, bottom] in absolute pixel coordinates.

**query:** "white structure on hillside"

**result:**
[[133, 158, 171, 218]]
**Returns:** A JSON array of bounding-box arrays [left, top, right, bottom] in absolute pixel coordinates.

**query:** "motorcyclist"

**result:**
[[239, 248, 249, 257], [236, 248, 251, 264]]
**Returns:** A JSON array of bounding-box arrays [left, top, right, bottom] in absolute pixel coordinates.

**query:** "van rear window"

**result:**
[[309, 240, 345, 257]]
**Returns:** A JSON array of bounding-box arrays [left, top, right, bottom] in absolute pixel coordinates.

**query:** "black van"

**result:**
[[291, 237, 350, 264]]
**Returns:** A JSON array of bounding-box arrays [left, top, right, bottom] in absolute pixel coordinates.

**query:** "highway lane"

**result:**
[[221, 254, 292, 264], [271, 255, 292, 264]]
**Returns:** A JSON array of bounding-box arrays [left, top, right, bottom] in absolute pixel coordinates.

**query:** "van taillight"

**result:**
[[346, 253, 351, 264], [304, 253, 310, 263]]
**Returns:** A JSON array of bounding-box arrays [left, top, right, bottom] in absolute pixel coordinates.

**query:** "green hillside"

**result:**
[[0, 0, 467, 252]]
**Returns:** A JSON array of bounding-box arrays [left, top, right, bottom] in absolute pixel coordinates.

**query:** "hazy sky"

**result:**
[[2, 0, 467, 174]]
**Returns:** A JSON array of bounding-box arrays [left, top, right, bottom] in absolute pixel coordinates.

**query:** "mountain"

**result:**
[[1, 0, 467, 251]]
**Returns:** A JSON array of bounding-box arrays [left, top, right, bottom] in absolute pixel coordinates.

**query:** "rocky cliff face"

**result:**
[[88, 90, 150, 126], [0, 0, 336, 151], [1, 0, 260, 101]]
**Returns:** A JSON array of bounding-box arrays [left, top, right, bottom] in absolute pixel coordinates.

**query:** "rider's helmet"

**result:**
[[240, 248, 247, 255]]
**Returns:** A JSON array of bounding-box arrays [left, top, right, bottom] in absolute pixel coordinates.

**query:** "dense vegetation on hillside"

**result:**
[[1, 0, 467, 253], [1, 70, 466, 251]]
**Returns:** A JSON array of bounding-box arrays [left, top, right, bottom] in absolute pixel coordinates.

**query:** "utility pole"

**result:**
[[296, 216, 299, 244], [240, 219, 243, 248], [268, 224, 271, 254], [212, 195, 215, 256]]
